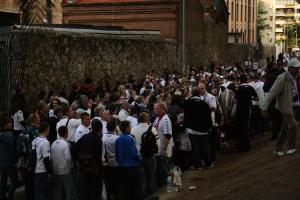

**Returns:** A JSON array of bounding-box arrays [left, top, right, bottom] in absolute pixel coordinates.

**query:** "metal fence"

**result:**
[[0, 33, 27, 116]]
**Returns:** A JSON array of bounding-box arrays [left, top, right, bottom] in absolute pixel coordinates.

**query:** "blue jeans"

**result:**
[[34, 173, 49, 200], [140, 156, 157, 198]]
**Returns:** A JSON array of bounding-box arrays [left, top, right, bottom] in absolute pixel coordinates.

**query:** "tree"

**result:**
[[257, 0, 271, 38], [18, 0, 54, 25]]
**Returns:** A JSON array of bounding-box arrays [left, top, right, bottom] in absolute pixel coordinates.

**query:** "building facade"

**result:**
[[0, 0, 20, 26], [275, 0, 300, 49], [226, 0, 257, 45]]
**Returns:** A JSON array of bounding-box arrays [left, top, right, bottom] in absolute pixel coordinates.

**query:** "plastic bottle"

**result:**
[[167, 175, 173, 192]]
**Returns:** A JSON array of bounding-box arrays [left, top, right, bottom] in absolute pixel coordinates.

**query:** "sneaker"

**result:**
[[205, 163, 214, 169], [273, 150, 285, 157], [286, 149, 297, 155]]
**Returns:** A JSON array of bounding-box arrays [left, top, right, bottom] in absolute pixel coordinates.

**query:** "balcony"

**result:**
[[276, 28, 284, 33], [276, 20, 286, 25], [285, 12, 295, 17], [276, 12, 285, 17]]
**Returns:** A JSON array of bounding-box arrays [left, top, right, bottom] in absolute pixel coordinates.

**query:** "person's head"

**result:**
[[81, 112, 91, 127], [198, 83, 206, 95], [39, 122, 49, 137], [79, 95, 89, 109], [91, 119, 103, 136], [101, 110, 110, 122], [138, 112, 149, 123], [53, 105, 63, 119], [0, 116, 12, 130], [27, 113, 40, 126], [154, 102, 167, 117], [119, 120, 131, 133], [191, 86, 200, 96], [36, 101, 49, 114], [239, 74, 248, 84], [121, 100, 129, 111], [58, 126, 68, 139], [106, 118, 118, 133], [94, 106, 104, 118], [287, 58, 300, 76], [177, 113, 184, 124]]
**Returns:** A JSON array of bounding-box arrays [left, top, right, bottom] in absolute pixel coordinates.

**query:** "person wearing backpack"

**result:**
[[0, 116, 18, 200], [16, 113, 40, 200], [31, 122, 52, 200], [131, 112, 160, 198]]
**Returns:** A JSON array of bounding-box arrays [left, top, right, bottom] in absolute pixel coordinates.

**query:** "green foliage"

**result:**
[[17, 0, 54, 25], [257, 0, 271, 37]]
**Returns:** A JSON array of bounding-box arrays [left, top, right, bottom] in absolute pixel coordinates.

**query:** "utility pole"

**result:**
[[182, 0, 186, 72]]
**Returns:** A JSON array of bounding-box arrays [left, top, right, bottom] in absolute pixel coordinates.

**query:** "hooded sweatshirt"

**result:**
[[0, 130, 17, 170]]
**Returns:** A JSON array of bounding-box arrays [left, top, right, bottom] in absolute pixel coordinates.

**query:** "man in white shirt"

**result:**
[[13, 110, 25, 133], [31, 122, 51, 200], [51, 126, 74, 200], [102, 118, 121, 200], [74, 112, 90, 143], [56, 106, 81, 143], [153, 103, 173, 186], [131, 112, 160, 196], [118, 101, 130, 121]]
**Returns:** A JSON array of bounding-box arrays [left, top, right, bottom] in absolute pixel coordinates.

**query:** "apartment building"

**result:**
[[275, 0, 300, 48], [226, 0, 257, 45]]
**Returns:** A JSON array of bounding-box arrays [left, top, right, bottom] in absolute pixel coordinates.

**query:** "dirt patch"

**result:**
[[156, 133, 300, 200]]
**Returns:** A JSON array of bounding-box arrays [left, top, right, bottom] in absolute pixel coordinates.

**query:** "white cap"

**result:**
[[287, 58, 300, 68]]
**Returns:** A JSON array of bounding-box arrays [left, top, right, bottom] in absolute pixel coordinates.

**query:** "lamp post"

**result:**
[[182, 0, 186, 72]]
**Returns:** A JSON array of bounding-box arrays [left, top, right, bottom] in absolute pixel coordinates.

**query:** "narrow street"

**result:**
[[152, 134, 300, 200]]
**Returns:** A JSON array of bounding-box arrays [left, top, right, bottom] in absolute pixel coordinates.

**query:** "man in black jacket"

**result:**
[[183, 86, 213, 169], [75, 119, 103, 200]]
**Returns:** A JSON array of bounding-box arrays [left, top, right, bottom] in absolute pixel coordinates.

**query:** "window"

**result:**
[[297, 9, 300, 13], [241, 4, 243, 21], [245, 5, 247, 22], [269, 16, 273, 21], [231, 2, 234, 20]]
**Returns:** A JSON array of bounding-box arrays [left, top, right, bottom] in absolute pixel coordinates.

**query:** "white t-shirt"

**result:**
[[102, 133, 119, 167], [131, 123, 160, 153], [74, 124, 90, 143], [153, 114, 173, 158], [118, 109, 129, 122], [32, 136, 50, 173], [56, 117, 81, 142], [51, 138, 72, 175], [126, 116, 138, 128], [200, 92, 217, 126], [13, 110, 25, 131]]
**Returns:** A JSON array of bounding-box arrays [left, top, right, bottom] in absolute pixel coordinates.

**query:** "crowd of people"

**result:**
[[0, 53, 299, 200]]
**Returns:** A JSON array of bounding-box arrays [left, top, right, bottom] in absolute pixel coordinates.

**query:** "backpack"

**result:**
[[140, 125, 159, 158]]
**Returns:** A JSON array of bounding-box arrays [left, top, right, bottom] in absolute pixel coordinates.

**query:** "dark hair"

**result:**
[[107, 118, 118, 132], [58, 126, 68, 137], [239, 74, 248, 84], [191, 86, 199, 96], [53, 106, 63, 116], [81, 112, 90, 119], [91, 119, 103, 133], [36, 101, 47, 111], [39, 122, 49, 133], [0, 116, 11, 129], [119, 120, 131, 132]]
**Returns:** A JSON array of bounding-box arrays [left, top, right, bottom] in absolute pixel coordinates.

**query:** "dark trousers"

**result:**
[[156, 157, 171, 187], [0, 168, 18, 200], [24, 171, 35, 200], [269, 106, 282, 140], [173, 149, 191, 171], [189, 134, 212, 168], [78, 171, 103, 200], [104, 166, 122, 200], [250, 105, 265, 137], [34, 173, 50, 200], [52, 174, 75, 200], [236, 108, 251, 152], [140, 157, 157, 199], [119, 166, 141, 200]]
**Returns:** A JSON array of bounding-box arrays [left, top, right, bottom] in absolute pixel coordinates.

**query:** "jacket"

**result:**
[[183, 96, 213, 132], [0, 130, 17, 170], [261, 71, 293, 115]]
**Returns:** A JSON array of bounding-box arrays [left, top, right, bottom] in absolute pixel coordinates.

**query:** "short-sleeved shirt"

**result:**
[[74, 124, 90, 143], [56, 117, 81, 142], [32, 136, 50, 173], [51, 138, 72, 175], [200, 92, 217, 110], [154, 114, 173, 158]]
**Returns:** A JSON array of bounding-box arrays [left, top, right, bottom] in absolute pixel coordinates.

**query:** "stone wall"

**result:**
[[12, 30, 178, 110]]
